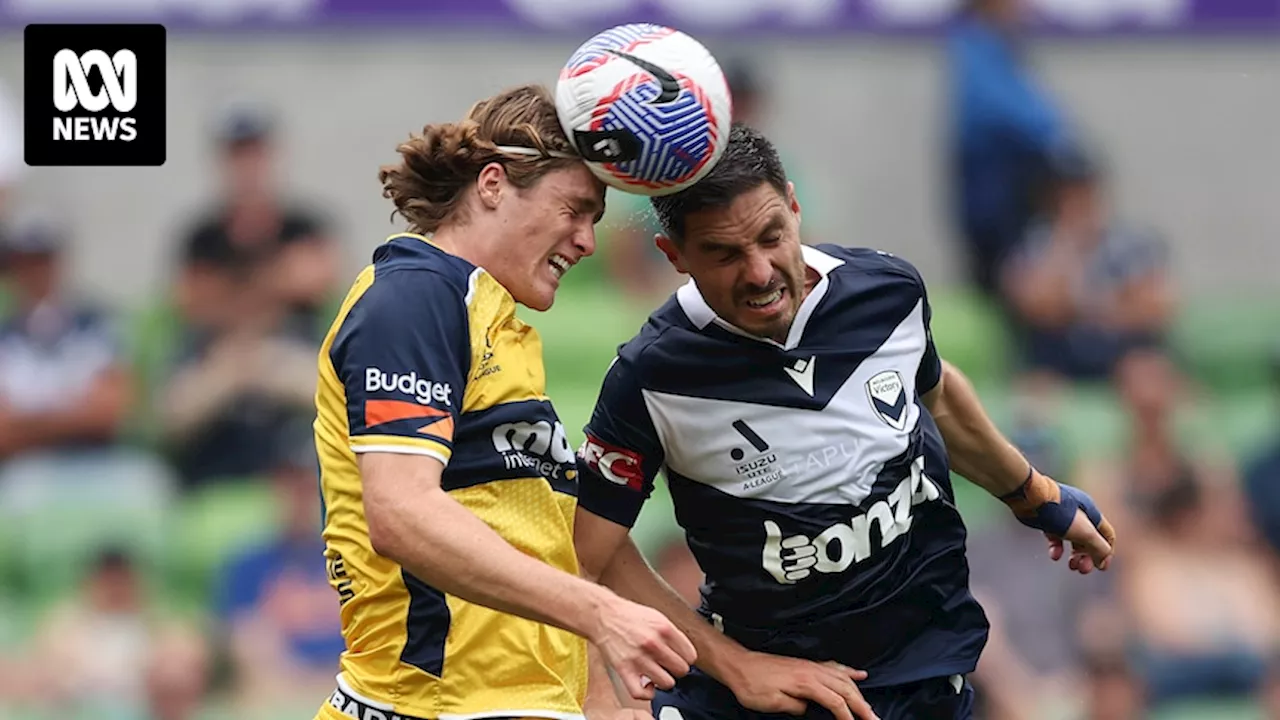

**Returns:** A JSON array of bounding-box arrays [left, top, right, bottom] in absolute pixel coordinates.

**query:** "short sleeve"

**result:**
[[333, 269, 469, 465], [577, 353, 666, 529]]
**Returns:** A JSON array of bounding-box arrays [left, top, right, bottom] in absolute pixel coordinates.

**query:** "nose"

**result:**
[[573, 223, 597, 259], [741, 247, 773, 288]]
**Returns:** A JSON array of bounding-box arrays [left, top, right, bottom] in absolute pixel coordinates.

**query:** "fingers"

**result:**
[[805, 683, 856, 720], [663, 624, 698, 666], [1046, 534, 1064, 561], [619, 671, 657, 702], [817, 674, 879, 720], [822, 661, 868, 681], [1048, 509, 1115, 575], [1097, 517, 1117, 569]]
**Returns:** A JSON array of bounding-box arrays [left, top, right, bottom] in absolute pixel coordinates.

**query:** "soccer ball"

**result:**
[[555, 24, 732, 197]]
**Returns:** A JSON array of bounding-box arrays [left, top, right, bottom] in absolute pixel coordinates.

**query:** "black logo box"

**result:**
[[24, 23, 166, 167]]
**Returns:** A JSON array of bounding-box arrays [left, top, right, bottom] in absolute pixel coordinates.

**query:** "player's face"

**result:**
[[661, 182, 808, 342], [494, 163, 604, 311]]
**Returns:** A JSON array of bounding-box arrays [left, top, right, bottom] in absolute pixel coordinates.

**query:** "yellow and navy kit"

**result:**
[[313, 233, 586, 720]]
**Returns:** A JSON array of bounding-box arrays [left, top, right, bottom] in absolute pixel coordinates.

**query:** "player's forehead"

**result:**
[[683, 183, 789, 249], [538, 163, 606, 218]]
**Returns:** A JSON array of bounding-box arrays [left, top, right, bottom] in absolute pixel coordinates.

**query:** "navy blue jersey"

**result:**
[[577, 244, 989, 688]]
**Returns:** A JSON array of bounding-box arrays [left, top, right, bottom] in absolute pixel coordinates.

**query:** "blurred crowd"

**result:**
[[0, 0, 1277, 718]]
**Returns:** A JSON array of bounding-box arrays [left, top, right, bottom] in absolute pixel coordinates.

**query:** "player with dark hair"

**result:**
[[311, 84, 695, 720], [574, 123, 1116, 720]]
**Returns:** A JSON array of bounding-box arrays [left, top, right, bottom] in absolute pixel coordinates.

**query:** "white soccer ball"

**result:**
[[555, 24, 733, 197]]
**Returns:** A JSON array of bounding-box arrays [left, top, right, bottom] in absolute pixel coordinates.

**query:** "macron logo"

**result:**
[[784, 356, 816, 396], [365, 367, 453, 407]]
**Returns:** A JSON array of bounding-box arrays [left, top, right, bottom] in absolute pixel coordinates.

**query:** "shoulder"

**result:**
[[334, 239, 478, 351], [817, 244, 928, 293], [360, 235, 480, 308], [612, 293, 692, 381]]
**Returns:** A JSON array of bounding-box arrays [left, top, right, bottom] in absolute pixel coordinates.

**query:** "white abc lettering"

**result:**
[[364, 367, 452, 407], [761, 461, 942, 584], [493, 420, 574, 464], [53, 49, 137, 113]]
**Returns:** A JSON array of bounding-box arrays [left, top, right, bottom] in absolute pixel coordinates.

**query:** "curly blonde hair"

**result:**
[[378, 84, 579, 234]]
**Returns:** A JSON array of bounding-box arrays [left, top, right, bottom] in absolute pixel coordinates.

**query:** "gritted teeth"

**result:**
[[746, 288, 783, 308]]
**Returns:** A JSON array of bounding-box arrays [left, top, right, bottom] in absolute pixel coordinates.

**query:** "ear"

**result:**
[[655, 234, 689, 275], [787, 181, 802, 226], [476, 162, 507, 210]]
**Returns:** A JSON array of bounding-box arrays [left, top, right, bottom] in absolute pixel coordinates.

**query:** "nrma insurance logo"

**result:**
[[25, 24, 166, 166]]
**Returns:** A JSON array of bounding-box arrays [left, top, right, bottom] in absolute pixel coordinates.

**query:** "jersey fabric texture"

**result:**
[[313, 233, 586, 720], [577, 244, 990, 692]]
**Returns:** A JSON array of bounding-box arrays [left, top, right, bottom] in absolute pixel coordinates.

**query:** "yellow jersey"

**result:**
[[313, 233, 586, 720]]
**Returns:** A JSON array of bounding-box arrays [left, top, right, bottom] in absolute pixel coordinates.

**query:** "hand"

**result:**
[[590, 595, 697, 702], [1047, 507, 1117, 574], [1002, 470, 1117, 575], [724, 651, 879, 720]]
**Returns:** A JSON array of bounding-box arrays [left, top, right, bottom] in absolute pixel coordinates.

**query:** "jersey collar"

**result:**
[[676, 244, 845, 351]]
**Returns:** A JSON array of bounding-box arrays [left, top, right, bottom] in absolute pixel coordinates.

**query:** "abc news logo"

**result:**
[[25, 24, 166, 167], [53, 49, 139, 142]]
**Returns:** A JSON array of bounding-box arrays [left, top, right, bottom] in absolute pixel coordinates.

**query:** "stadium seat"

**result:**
[[1173, 293, 1280, 394], [167, 479, 280, 609], [0, 449, 175, 605], [926, 286, 1011, 389]]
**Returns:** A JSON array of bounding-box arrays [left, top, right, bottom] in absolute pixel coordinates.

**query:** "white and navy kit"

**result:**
[[577, 245, 989, 715]]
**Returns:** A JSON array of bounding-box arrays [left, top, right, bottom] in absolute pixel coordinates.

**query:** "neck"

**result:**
[[430, 223, 495, 272]]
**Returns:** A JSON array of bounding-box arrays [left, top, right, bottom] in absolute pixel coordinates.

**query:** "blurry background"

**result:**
[[0, 1, 1278, 718]]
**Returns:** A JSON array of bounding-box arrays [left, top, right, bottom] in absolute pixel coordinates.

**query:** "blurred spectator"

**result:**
[[1000, 148, 1174, 385], [947, 0, 1076, 294], [215, 431, 340, 712], [0, 214, 132, 462], [178, 106, 340, 330], [1243, 346, 1280, 559], [158, 262, 319, 487], [29, 547, 208, 718], [1120, 471, 1280, 709], [145, 627, 214, 720]]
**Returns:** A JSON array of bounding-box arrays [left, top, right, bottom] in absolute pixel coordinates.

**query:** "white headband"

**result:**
[[495, 144, 578, 160]]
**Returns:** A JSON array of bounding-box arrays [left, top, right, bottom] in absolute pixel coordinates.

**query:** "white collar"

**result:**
[[676, 244, 846, 351]]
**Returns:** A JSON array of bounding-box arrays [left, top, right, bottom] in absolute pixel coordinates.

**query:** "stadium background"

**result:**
[[0, 1, 1277, 718]]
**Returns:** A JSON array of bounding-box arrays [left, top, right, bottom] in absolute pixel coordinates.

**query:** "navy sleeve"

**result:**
[[333, 269, 470, 464], [917, 281, 943, 395], [576, 351, 666, 528]]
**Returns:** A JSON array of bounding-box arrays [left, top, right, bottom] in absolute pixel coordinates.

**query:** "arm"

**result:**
[[364, 451, 622, 635], [923, 360, 1115, 569], [576, 511, 745, 683], [1, 365, 131, 456], [922, 361, 1030, 498], [911, 259, 1114, 568]]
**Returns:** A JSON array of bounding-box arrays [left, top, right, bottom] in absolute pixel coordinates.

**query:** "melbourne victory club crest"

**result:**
[[866, 370, 907, 431]]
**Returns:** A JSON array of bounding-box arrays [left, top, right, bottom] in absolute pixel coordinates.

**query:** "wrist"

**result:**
[[576, 582, 622, 644], [696, 631, 750, 688]]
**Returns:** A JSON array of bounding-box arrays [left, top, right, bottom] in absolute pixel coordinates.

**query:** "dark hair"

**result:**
[[650, 122, 788, 243], [378, 84, 579, 235]]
